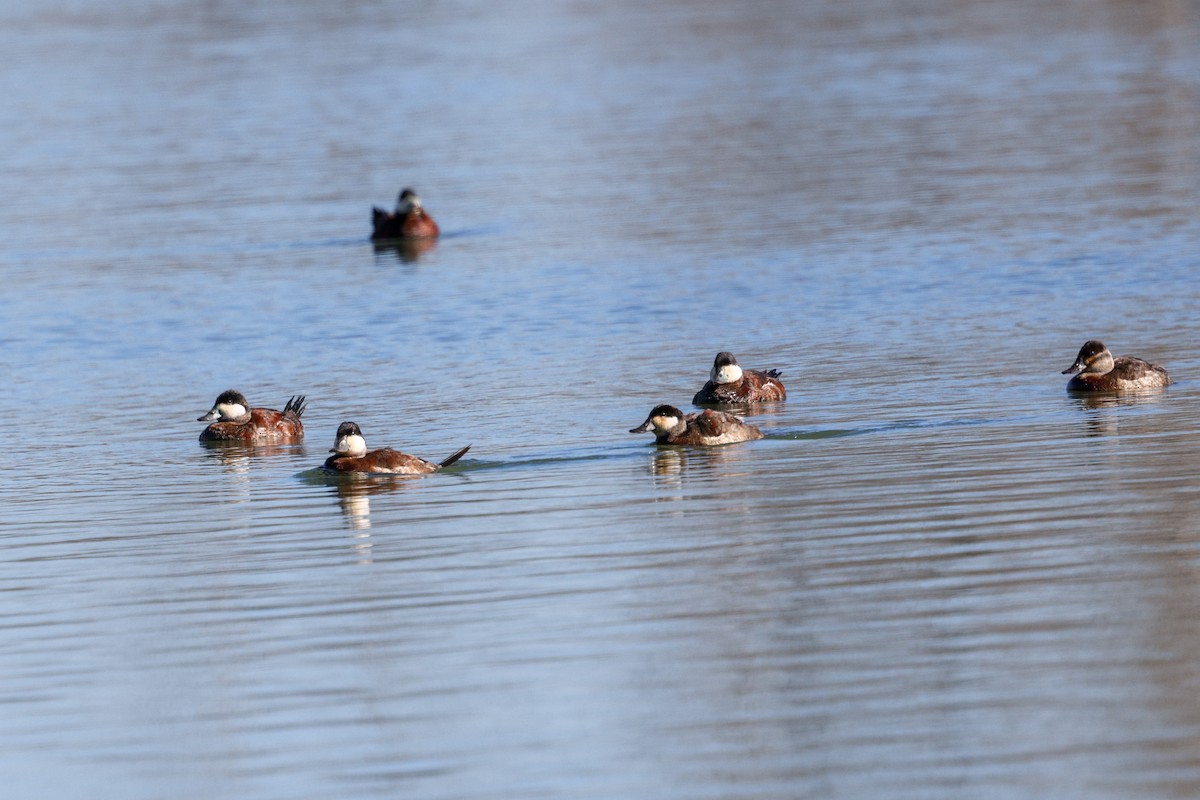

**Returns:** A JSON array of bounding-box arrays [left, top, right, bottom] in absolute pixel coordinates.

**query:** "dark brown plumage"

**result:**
[[630, 404, 763, 446], [1062, 340, 1170, 392], [323, 421, 469, 475], [371, 188, 440, 240], [692, 351, 786, 405], [197, 391, 306, 443]]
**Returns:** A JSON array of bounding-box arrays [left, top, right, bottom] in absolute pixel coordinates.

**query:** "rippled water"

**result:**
[[2, 0, 1200, 798]]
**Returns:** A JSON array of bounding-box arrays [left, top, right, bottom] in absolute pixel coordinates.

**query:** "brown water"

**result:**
[[2, 1, 1200, 798]]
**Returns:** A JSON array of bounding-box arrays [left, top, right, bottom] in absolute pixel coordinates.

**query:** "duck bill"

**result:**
[[197, 409, 219, 422], [629, 419, 654, 434], [1061, 361, 1084, 375]]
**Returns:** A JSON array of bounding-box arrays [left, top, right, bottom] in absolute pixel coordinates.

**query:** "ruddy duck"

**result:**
[[630, 404, 763, 446], [692, 351, 786, 405], [197, 390, 306, 442], [371, 187, 440, 240], [323, 421, 470, 475], [1062, 340, 1171, 392]]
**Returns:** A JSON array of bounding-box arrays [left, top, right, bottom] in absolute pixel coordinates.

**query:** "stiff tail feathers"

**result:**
[[439, 444, 471, 469], [371, 207, 390, 236], [284, 395, 307, 418]]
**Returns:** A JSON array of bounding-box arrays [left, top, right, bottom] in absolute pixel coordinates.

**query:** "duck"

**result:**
[[692, 351, 786, 405], [630, 404, 763, 446], [197, 390, 306, 442], [371, 187, 440, 240], [323, 421, 470, 475], [1062, 340, 1171, 392]]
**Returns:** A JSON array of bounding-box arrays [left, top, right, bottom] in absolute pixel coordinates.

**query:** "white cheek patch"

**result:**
[[653, 415, 679, 433], [218, 402, 248, 420], [335, 434, 368, 457], [712, 364, 743, 385]]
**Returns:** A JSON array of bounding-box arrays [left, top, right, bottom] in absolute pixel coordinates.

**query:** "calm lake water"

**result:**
[[2, 1, 1200, 798]]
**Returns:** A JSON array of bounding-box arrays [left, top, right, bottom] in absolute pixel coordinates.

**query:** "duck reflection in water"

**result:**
[[647, 444, 744, 477], [373, 236, 437, 265], [199, 445, 252, 502], [327, 475, 423, 559], [200, 441, 301, 500], [643, 445, 755, 511], [1068, 390, 1168, 438], [327, 479, 383, 562], [329, 474, 414, 539]]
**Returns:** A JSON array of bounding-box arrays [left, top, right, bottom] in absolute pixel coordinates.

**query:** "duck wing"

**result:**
[[1112, 356, 1170, 384], [1111, 356, 1154, 379], [745, 369, 787, 401], [689, 410, 738, 438]]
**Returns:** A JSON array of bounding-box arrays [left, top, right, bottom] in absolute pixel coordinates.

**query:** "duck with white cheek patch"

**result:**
[[323, 421, 470, 475], [371, 187, 440, 241], [197, 390, 306, 443], [692, 351, 786, 406], [630, 404, 763, 446]]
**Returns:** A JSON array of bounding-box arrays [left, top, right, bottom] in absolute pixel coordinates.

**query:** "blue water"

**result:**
[[2, 1, 1200, 798]]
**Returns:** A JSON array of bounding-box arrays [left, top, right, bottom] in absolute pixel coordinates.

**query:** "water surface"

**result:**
[[2, 1, 1200, 798]]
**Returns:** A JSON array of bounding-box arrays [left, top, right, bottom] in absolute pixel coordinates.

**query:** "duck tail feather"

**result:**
[[439, 444, 471, 468], [284, 395, 307, 418]]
